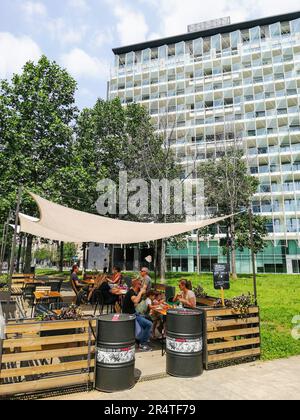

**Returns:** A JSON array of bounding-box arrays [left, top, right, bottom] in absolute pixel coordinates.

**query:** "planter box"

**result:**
[[196, 296, 218, 307], [201, 306, 261, 370], [0, 319, 96, 398]]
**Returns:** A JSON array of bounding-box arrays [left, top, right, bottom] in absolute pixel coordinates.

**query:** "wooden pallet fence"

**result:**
[[0, 319, 96, 398], [202, 306, 261, 370]]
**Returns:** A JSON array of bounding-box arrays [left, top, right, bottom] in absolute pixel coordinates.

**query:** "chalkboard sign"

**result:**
[[213, 264, 230, 290]]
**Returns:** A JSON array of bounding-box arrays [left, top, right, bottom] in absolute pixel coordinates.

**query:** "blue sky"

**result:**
[[1, 0, 299, 109]]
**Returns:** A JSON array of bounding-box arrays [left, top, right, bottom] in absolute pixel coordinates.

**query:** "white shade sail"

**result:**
[[19, 193, 232, 245]]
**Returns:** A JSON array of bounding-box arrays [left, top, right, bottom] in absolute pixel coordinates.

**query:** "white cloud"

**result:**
[[47, 18, 87, 45], [92, 29, 114, 48], [21, 1, 47, 18], [0, 32, 42, 79], [109, 2, 149, 45], [67, 0, 90, 13], [60, 48, 110, 80], [140, 0, 300, 38]]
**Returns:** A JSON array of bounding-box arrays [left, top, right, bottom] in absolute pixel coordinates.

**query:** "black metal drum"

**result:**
[[95, 314, 136, 393], [166, 309, 203, 378]]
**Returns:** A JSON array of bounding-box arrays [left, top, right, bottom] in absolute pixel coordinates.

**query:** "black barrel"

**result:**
[[95, 314, 136, 393], [166, 309, 203, 378]]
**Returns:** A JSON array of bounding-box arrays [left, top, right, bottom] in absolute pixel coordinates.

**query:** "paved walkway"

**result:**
[[48, 356, 300, 400]]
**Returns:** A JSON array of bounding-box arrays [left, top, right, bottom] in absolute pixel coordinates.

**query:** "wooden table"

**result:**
[[34, 292, 61, 301], [152, 304, 172, 317], [32, 292, 62, 317]]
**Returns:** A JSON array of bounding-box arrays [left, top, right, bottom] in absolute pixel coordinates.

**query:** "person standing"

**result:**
[[122, 278, 153, 352], [140, 267, 152, 292]]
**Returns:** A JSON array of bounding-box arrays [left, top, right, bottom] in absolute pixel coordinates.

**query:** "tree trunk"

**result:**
[[157, 239, 166, 281], [196, 230, 201, 275], [230, 219, 238, 280], [16, 234, 23, 273], [133, 246, 140, 272], [108, 244, 114, 273], [160, 239, 166, 282], [21, 235, 27, 273], [123, 245, 127, 272], [24, 235, 33, 274], [59, 242, 64, 273]]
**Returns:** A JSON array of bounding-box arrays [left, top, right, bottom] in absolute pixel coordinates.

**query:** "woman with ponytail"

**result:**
[[174, 279, 197, 309]]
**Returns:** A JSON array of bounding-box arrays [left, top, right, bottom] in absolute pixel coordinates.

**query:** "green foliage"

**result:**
[[198, 147, 267, 276], [0, 55, 78, 222], [235, 213, 268, 254]]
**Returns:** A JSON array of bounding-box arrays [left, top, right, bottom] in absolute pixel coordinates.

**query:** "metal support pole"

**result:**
[[249, 205, 258, 305], [6, 187, 22, 321]]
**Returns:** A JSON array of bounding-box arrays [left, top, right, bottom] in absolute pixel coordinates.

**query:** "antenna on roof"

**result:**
[[188, 17, 231, 33]]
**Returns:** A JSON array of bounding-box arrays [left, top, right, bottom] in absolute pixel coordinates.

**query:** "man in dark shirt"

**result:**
[[123, 279, 153, 352]]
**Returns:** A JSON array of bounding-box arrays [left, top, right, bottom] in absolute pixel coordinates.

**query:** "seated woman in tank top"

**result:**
[[173, 279, 197, 309]]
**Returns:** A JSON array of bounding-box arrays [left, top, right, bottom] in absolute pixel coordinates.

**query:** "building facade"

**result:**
[[109, 12, 300, 274]]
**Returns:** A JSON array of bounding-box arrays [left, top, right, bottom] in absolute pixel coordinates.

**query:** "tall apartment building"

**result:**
[[108, 11, 300, 274]]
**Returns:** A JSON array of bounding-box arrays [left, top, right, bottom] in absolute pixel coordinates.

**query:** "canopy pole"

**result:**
[[248, 205, 258, 306], [6, 186, 22, 321], [0, 211, 11, 275]]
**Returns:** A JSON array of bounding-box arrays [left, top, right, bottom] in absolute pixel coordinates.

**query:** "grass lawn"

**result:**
[[164, 273, 300, 361], [2, 269, 300, 361]]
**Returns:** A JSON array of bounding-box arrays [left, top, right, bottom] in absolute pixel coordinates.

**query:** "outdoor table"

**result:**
[[83, 280, 95, 286], [31, 292, 62, 317]]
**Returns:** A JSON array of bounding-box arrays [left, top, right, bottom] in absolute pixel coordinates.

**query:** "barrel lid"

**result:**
[[97, 314, 136, 322], [167, 309, 201, 317]]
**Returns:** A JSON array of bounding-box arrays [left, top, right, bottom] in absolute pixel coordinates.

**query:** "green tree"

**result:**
[[198, 147, 264, 279], [0, 55, 78, 271], [75, 99, 182, 278], [235, 212, 268, 254]]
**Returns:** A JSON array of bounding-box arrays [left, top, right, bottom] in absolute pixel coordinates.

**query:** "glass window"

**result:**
[[250, 27, 260, 42], [159, 45, 167, 60], [142, 49, 151, 63], [175, 41, 185, 56], [270, 22, 281, 38], [126, 52, 134, 66], [211, 34, 221, 52], [230, 31, 241, 48], [193, 38, 203, 57], [291, 18, 300, 34]]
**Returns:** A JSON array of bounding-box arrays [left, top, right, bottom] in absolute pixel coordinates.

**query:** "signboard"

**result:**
[[213, 264, 230, 290]]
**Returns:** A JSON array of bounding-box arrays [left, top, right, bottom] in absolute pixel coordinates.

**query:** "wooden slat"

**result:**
[[5, 320, 96, 334], [0, 373, 93, 397], [2, 346, 95, 363], [206, 307, 259, 318], [207, 317, 260, 331], [207, 337, 261, 352], [208, 348, 261, 363], [3, 333, 93, 349], [207, 327, 260, 340], [0, 360, 95, 379]]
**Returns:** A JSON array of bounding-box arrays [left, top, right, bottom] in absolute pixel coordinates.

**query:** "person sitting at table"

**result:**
[[109, 266, 123, 286], [123, 278, 153, 352], [146, 290, 165, 340], [174, 279, 197, 309], [90, 274, 121, 313], [70, 265, 90, 305]]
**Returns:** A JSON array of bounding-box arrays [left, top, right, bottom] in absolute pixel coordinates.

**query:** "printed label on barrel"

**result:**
[[96, 345, 135, 365], [166, 337, 203, 354]]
